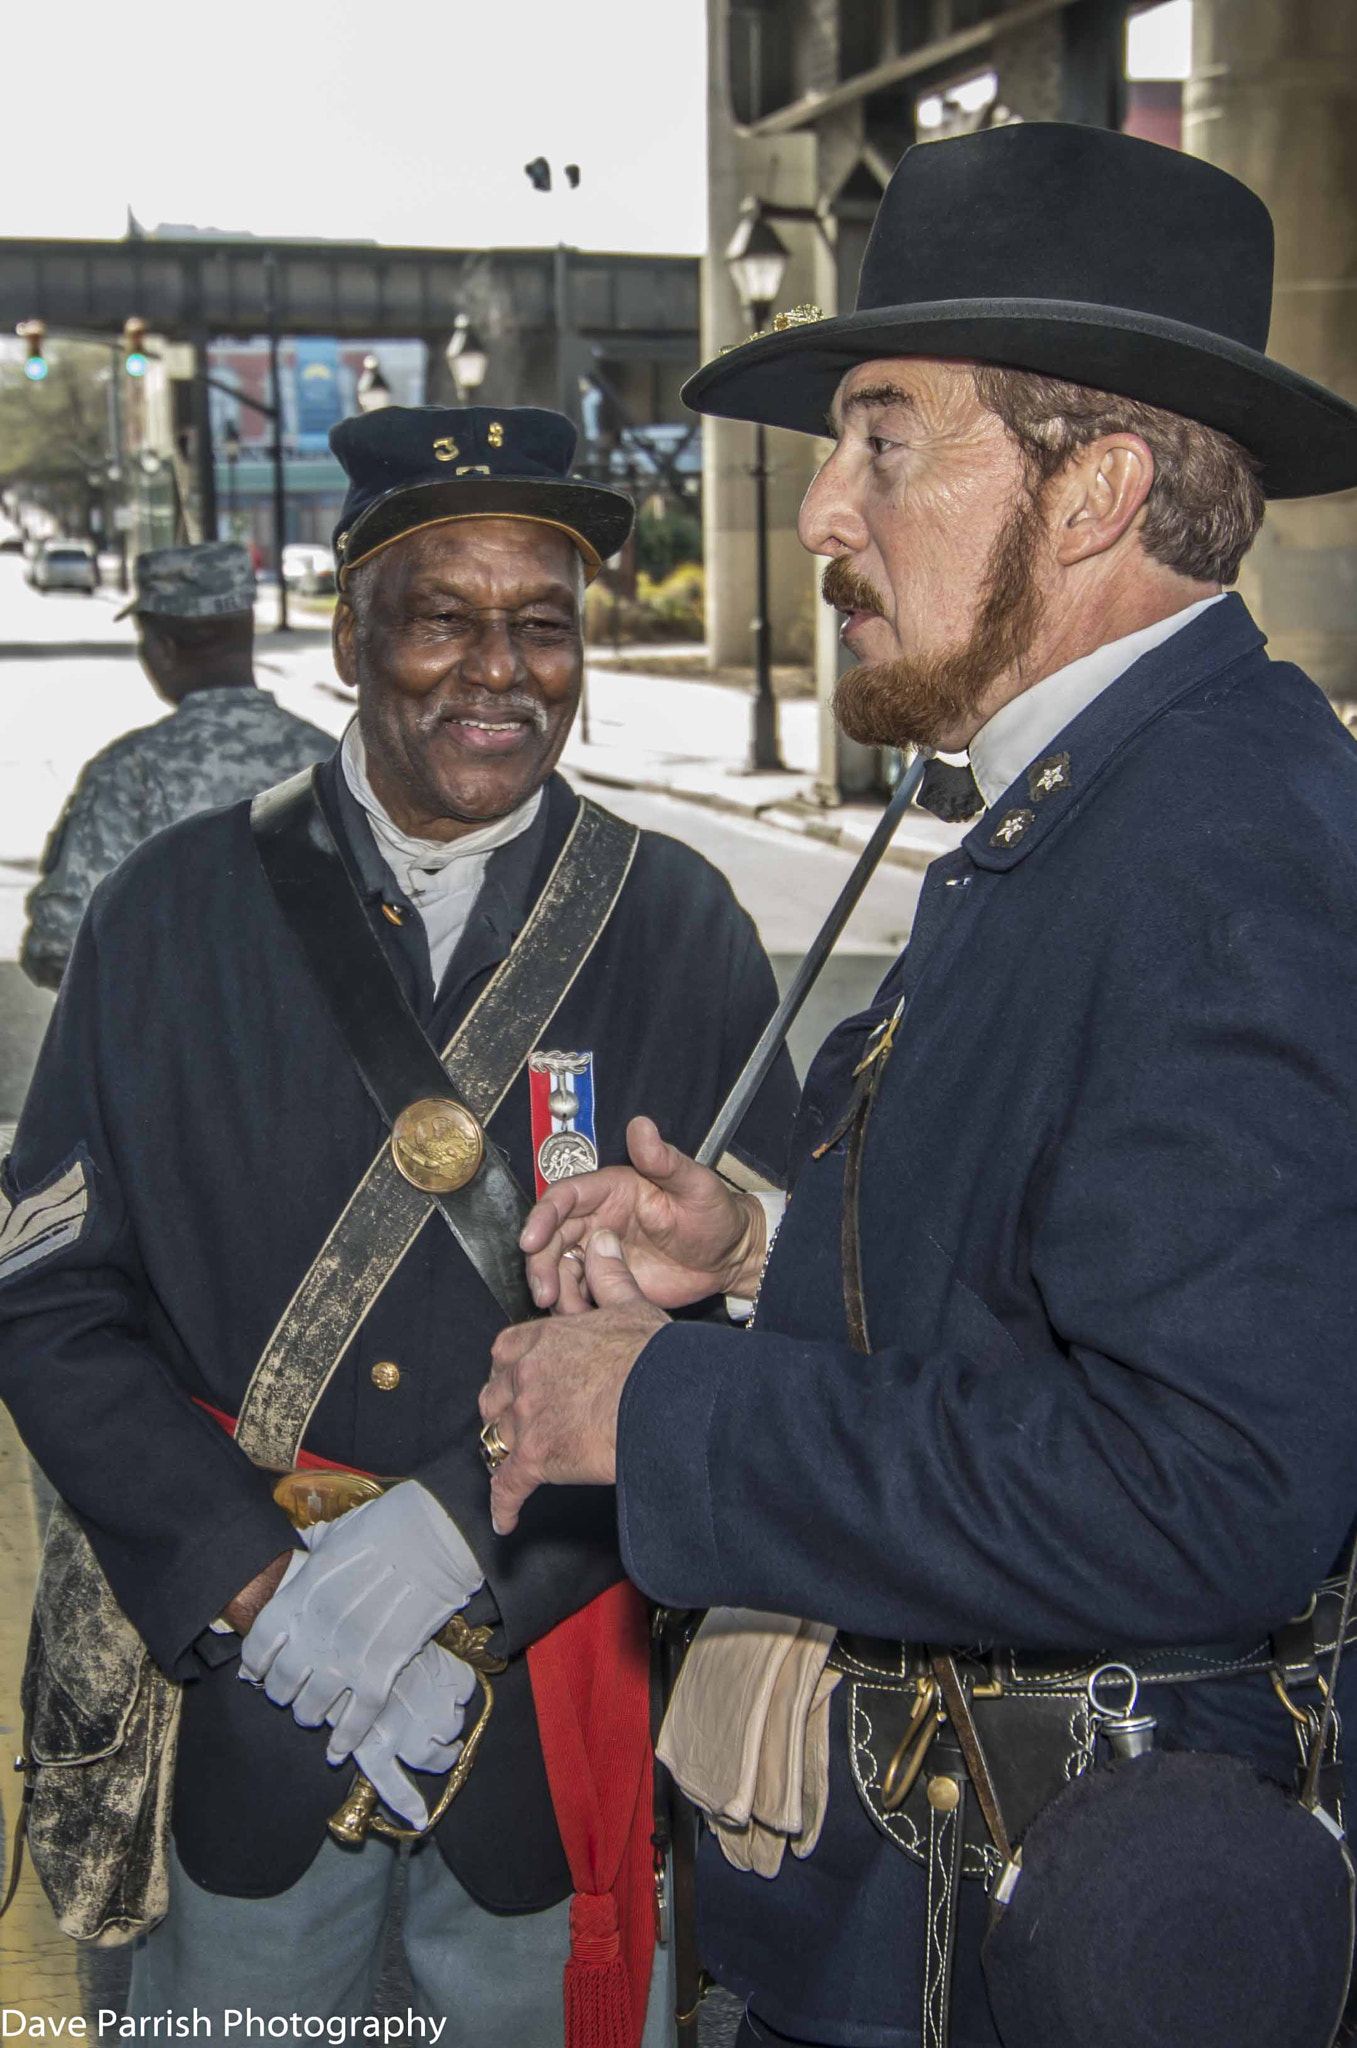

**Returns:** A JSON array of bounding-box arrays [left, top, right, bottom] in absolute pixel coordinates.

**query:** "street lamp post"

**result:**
[[524, 158, 582, 426], [222, 419, 241, 538], [262, 253, 289, 633], [86, 470, 106, 561], [725, 207, 791, 773], [356, 354, 394, 411], [102, 362, 130, 594], [445, 317, 488, 402]]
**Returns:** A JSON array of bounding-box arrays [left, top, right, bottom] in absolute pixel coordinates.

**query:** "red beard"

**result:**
[[826, 489, 1048, 751]]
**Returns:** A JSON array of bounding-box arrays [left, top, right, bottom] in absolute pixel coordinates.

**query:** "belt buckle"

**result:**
[[879, 1659, 1004, 1813], [882, 1676, 943, 1810], [271, 1469, 386, 1527]]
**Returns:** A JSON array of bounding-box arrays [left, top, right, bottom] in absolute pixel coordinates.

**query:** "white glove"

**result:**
[[345, 1639, 478, 1829], [239, 1481, 483, 1756]]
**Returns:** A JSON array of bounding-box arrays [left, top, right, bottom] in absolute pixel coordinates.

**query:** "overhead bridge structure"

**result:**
[[0, 235, 698, 357], [0, 235, 701, 538]]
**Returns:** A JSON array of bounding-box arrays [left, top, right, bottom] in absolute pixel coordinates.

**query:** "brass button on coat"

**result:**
[[370, 1360, 401, 1392]]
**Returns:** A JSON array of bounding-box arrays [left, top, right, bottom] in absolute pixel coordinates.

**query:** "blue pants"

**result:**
[[128, 1834, 673, 2047]]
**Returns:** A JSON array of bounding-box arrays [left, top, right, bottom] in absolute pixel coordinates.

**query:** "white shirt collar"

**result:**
[[340, 720, 541, 898], [967, 595, 1225, 810]]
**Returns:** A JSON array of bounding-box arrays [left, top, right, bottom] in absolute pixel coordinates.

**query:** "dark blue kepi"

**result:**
[[329, 405, 634, 584]]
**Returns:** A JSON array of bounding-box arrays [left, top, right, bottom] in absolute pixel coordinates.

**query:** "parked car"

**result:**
[[281, 543, 335, 596], [29, 542, 98, 595]]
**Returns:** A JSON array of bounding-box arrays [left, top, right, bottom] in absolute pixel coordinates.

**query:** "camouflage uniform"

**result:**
[[21, 688, 335, 988]]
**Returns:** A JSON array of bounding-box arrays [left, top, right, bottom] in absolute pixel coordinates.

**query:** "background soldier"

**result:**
[[19, 541, 333, 988]]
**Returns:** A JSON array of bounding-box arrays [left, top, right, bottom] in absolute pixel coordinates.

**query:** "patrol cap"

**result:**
[[116, 542, 256, 623], [329, 405, 634, 586]]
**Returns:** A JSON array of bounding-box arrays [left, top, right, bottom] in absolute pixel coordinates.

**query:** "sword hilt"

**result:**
[[269, 1470, 501, 1847], [329, 1773, 381, 1845]]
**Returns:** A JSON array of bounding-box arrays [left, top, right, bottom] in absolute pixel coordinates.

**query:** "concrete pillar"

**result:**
[[703, 0, 823, 671], [993, 12, 1066, 120], [1185, 0, 1357, 699]]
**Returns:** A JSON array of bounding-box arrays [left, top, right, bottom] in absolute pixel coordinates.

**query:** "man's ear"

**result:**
[[1051, 434, 1155, 568], [332, 594, 358, 688], [140, 620, 168, 676]]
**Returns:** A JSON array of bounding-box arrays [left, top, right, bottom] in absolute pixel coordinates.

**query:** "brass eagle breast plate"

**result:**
[[390, 1097, 485, 1194]]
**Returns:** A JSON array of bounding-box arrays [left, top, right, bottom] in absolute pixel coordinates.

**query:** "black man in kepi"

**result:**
[[0, 404, 797, 2046]]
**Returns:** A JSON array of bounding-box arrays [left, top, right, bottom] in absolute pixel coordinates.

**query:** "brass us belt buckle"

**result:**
[[390, 1097, 485, 1194], [272, 1469, 386, 1528]]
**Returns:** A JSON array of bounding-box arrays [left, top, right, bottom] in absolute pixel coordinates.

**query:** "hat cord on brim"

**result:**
[[339, 511, 605, 587]]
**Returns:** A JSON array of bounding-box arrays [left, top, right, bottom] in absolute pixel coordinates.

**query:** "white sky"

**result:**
[[1, 0, 707, 254]]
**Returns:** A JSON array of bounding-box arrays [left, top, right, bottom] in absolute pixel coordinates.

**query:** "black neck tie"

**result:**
[[915, 757, 985, 823]]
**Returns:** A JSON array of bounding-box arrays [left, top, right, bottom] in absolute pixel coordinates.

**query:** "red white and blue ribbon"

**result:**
[[528, 1051, 599, 1198]]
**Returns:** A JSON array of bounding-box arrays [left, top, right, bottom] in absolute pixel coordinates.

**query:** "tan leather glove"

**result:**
[[657, 1608, 841, 1879]]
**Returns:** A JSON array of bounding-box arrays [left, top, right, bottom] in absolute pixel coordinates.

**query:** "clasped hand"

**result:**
[[478, 1117, 768, 1534], [239, 1480, 482, 1827]]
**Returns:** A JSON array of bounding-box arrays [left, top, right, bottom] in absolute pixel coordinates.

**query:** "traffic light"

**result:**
[[524, 156, 552, 192], [17, 320, 48, 381], [122, 318, 148, 377]]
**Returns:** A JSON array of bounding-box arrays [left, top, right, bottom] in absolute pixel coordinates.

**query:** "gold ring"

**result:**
[[479, 1419, 510, 1473]]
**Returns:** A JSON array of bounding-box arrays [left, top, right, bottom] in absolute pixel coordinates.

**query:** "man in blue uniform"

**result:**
[[480, 128, 1357, 2046], [0, 407, 796, 2042]]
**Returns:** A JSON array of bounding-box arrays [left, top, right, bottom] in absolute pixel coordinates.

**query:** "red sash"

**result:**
[[196, 1399, 655, 2048]]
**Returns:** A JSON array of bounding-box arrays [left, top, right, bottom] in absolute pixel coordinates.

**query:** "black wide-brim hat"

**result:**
[[330, 405, 634, 583], [684, 123, 1357, 499]]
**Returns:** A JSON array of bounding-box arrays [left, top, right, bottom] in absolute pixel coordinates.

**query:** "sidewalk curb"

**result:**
[[570, 764, 954, 874]]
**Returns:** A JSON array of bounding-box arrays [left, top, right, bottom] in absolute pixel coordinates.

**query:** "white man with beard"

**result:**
[[477, 127, 1357, 2048], [0, 406, 798, 2045]]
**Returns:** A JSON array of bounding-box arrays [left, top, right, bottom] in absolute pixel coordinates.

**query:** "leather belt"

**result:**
[[832, 1574, 1357, 1696], [833, 1575, 1357, 1887]]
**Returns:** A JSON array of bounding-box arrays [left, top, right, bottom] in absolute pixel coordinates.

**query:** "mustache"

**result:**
[[821, 557, 887, 618], [419, 694, 550, 736]]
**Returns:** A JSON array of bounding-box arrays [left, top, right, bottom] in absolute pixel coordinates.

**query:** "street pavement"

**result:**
[[0, 557, 941, 2036]]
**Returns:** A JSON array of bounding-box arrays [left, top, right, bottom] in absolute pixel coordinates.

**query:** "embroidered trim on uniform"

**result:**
[[0, 1154, 90, 1285]]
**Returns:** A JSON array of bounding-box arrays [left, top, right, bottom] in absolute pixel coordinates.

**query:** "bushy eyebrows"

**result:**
[[826, 382, 917, 437], [406, 579, 579, 613]]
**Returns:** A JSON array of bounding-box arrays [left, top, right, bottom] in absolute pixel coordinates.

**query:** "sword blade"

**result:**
[[695, 750, 929, 1170]]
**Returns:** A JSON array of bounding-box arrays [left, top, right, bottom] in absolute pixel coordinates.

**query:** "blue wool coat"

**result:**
[[617, 596, 1357, 2046], [0, 764, 797, 1910]]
